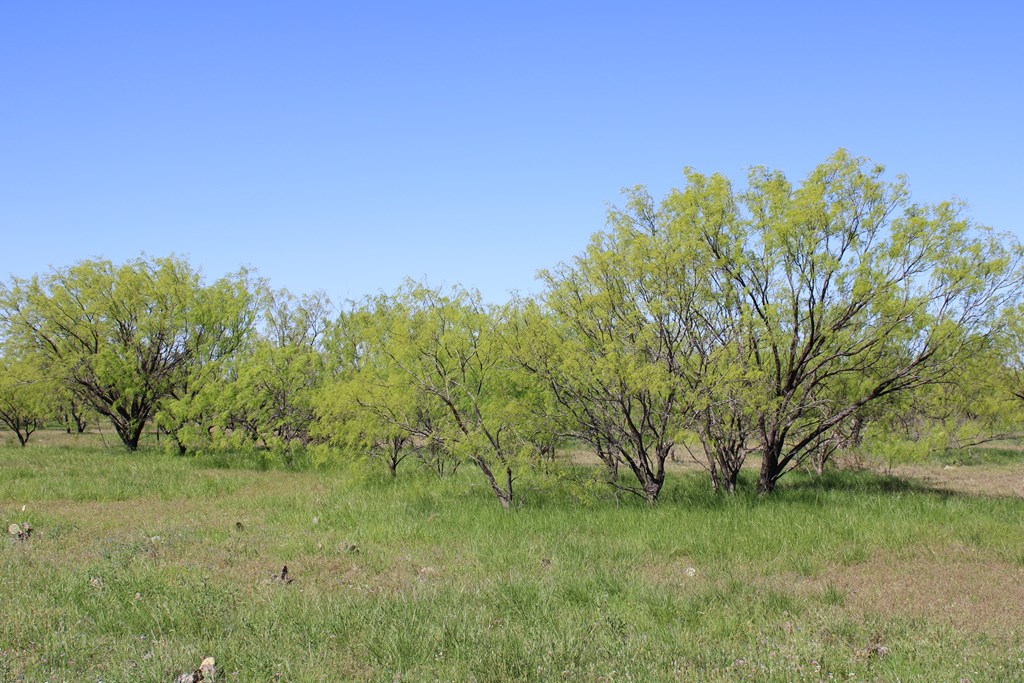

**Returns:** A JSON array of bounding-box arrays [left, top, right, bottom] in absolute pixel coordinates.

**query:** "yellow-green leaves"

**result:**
[[0, 256, 258, 450], [0, 353, 52, 446]]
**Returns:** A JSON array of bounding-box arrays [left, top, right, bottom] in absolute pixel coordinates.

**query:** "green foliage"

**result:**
[[319, 282, 543, 505], [2, 151, 1022, 502], [223, 340, 325, 451], [514, 194, 704, 501], [315, 299, 443, 476], [656, 150, 1023, 492], [0, 256, 257, 451], [152, 268, 262, 453], [159, 287, 332, 458], [0, 353, 52, 445]]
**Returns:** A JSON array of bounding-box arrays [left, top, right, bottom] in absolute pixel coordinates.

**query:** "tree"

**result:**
[[215, 289, 332, 455], [154, 269, 261, 453], [881, 341, 1024, 457], [52, 384, 91, 435], [0, 353, 51, 446], [317, 362, 434, 478], [512, 195, 703, 503], [0, 256, 258, 450], [317, 300, 441, 477], [347, 283, 526, 508], [662, 150, 1023, 492]]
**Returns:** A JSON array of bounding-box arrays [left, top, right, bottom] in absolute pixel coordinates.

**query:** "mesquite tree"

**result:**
[[513, 198, 702, 503], [216, 289, 332, 452], [316, 300, 446, 477], [0, 256, 256, 450], [663, 150, 1023, 493], [0, 353, 51, 446], [155, 270, 261, 453], [347, 283, 530, 508]]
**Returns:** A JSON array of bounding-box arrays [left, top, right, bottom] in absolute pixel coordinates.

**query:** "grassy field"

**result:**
[[2, 439, 1023, 682]]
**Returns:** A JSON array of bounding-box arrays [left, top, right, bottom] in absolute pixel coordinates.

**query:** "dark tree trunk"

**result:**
[[594, 439, 619, 483], [620, 444, 668, 504], [387, 435, 405, 478], [0, 416, 36, 447], [722, 466, 739, 493], [757, 437, 784, 495], [171, 431, 187, 456], [474, 456, 514, 509], [642, 479, 662, 504], [705, 447, 742, 493], [114, 418, 146, 452]]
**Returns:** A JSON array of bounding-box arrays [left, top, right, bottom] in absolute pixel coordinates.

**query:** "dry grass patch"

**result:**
[[566, 445, 711, 473], [819, 545, 1024, 638], [640, 556, 705, 589], [893, 462, 1024, 499]]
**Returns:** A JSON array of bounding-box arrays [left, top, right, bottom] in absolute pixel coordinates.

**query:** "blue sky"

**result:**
[[2, 2, 1021, 303]]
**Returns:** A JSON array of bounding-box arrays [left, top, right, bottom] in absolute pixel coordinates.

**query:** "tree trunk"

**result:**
[[624, 457, 665, 504], [617, 443, 668, 504], [708, 457, 721, 493], [722, 466, 739, 493], [116, 420, 146, 451], [757, 438, 783, 495], [505, 466, 514, 506], [605, 456, 619, 483], [642, 480, 661, 504], [474, 456, 514, 509], [387, 436, 404, 478]]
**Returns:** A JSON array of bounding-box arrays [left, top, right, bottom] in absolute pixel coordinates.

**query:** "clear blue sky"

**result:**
[[2, 2, 1021, 303]]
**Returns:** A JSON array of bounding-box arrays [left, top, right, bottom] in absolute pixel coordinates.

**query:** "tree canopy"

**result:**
[[2, 151, 1021, 505], [0, 256, 257, 450]]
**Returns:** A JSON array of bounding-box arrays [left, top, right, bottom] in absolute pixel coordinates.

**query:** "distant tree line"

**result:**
[[3, 151, 1023, 504]]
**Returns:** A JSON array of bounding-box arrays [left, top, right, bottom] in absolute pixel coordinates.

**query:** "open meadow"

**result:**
[[2, 436, 1024, 682], [4, 3, 1024, 681]]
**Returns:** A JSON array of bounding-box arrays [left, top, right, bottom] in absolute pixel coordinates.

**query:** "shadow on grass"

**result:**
[[653, 466, 976, 511], [935, 446, 1024, 466], [782, 470, 926, 495]]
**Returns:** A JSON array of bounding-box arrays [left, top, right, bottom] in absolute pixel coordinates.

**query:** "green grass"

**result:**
[[936, 444, 1024, 466], [2, 445, 1024, 681]]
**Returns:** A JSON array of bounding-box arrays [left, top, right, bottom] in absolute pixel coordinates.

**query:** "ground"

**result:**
[[1, 433, 1023, 681]]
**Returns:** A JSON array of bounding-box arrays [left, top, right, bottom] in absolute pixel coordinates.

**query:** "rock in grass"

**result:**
[[8, 522, 32, 541], [173, 656, 215, 682], [856, 634, 890, 659], [261, 565, 294, 585]]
